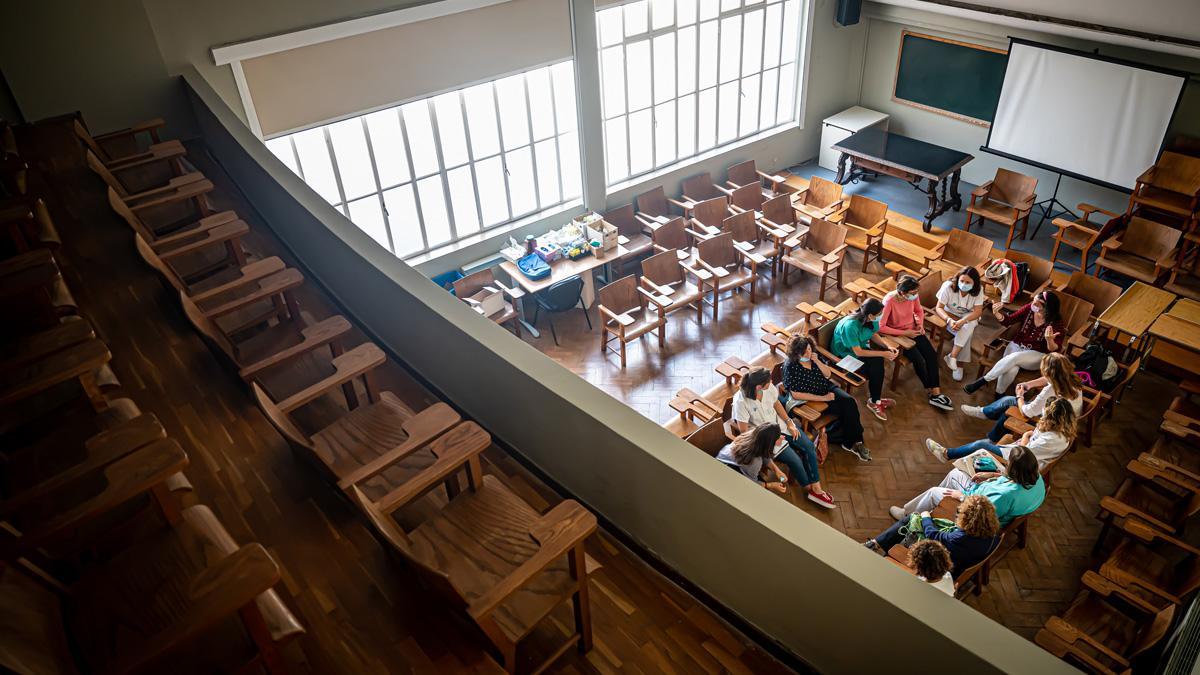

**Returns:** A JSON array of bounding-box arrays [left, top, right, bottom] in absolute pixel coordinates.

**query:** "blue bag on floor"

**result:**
[[517, 252, 551, 280]]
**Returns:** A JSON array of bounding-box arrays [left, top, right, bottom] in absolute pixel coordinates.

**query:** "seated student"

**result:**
[[879, 275, 952, 410], [865, 495, 1001, 581], [964, 291, 1065, 395], [781, 335, 870, 462], [717, 424, 790, 495], [935, 266, 987, 382], [909, 540, 955, 595], [732, 368, 835, 508], [960, 352, 1084, 442], [830, 298, 899, 422], [889, 445, 1045, 526], [926, 396, 1076, 472]]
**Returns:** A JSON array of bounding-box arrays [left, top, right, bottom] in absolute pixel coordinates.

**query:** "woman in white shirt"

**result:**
[[926, 396, 1077, 472], [909, 539, 956, 595], [960, 352, 1084, 442], [717, 424, 790, 494], [731, 367, 835, 509], [934, 266, 987, 381]]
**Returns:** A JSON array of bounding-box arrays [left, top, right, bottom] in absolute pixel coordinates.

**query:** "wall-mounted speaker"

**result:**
[[835, 0, 861, 26]]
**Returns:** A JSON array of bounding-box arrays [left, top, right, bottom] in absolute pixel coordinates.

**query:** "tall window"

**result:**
[[265, 61, 582, 259], [597, 0, 803, 185]]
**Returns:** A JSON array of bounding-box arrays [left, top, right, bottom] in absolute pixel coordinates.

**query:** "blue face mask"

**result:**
[[958, 281, 973, 292], [798, 356, 811, 363], [905, 293, 919, 302]]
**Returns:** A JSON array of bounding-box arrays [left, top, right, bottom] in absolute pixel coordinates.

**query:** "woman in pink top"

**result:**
[[880, 275, 953, 410]]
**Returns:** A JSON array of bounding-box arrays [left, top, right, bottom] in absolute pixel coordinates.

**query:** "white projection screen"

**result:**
[[984, 39, 1187, 191]]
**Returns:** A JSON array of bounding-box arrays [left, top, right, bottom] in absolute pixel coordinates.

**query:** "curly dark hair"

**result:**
[[786, 335, 815, 364], [909, 539, 952, 581], [956, 495, 1000, 539]]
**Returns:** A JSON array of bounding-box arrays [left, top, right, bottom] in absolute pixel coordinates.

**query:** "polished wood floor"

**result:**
[[533, 218, 1182, 642], [16, 119, 795, 674]]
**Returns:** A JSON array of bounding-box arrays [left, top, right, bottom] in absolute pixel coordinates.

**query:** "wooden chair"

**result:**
[[669, 388, 722, 428], [1097, 516, 1200, 612], [1166, 381, 1200, 433], [812, 320, 867, 392], [74, 118, 187, 177], [598, 274, 667, 368], [0, 504, 304, 675], [761, 192, 805, 240], [634, 185, 673, 227], [723, 183, 764, 217], [780, 217, 849, 301], [1127, 151, 1200, 223], [1094, 216, 1182, 284], [348, 460, 597, 674], [92, 154, 216, 240], [1050, 204, 1124, 273], [86, 148, 212, 217], [923, 228, 993, 281], [1035, 581, 1174, 675], [604, 204, 654, 276], [111, 187, 248, 281], [1001, 248, 1054, 310], [686, 196, 731, 238], [724, 159, 788, 198], [650, 216, 693, 261], [963, 168, 1037, 248], [1058, 272, 1122, 319], [974, 292, 1094, 382], [1, 196, 61, 253], [640, 249, 705, 322], [670, 172, 722, 216], [828, 194, 887, 272], [71, 116, 172, 164], [1165, 251, 1200, 301], [791, 176, 844, 223], [689, 232, 759, 320], [885, 534, 1008, 598], [684, 418, 732, 456], [724, 210, 779, 294], [1094, 456, 1200, 554], [453, 268, 524, 337]]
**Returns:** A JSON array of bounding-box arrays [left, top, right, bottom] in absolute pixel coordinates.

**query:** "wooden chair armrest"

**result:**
[[1050, 217, 1095, 236], [713, 184, 735, 196], [188, 257, 286, 304], [668, 197, 695, 211], [758, 170, 788, 185], [1042, 617, 1129, 673], [157, 221, 249, 261], [680, 260, 712, 282], [1134, 167, 1156, 185], [107, 141, 187, 172], [1081, 571, 1159, 615], [0, 338, 110, 408], [1077, 202, 1119, 219], [200, 268, 303, 319], [1100, 237, 1123, 251], [684, 227, 715, 242], [695, 257, 729, 278], [128, 176, 214, 213], [276, 343, 387, 413], [334, 403, 463, 489], [91, 117, 166, 142], [106, 544, 281, 675], [970, 180, 994, 198], [821, 244, 848, 265], [863, 218, 887, 238], [238, 316, 353, 380], [636, 285, 672, 308], [1127, 457, 1200, 495], [640, 277, 675, 297], [124, 172, 207, 202], [923, 241, 948, 265], [1156, 251, 1179, 270], [1119, 512, 1200, 557], [374, 422, 492, 512], [1099, 496, 1176, 533], [0, 319, 95, 374], [491, 279, 524, 300], [150, 215, 243, 248], [468, 500, 597, 621]]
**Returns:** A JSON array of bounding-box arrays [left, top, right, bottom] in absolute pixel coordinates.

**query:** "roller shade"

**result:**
[[242, 0, 572, 136]]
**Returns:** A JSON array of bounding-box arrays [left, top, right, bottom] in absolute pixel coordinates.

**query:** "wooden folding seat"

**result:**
[[828, 194, 887, 272], [761, 192, 805, 241], [1095, 216, 1182, 284], [723, 210, 779, 292], [780, 217, 848, 301], [686, 195, 731, 239], [884, 534, 1008, 598], [634, 185, 673, 227], [603, 203, 653, 276], [1094, 456, 1200, 554], [1165, 251, 1200, 301], [688, 232, 759, 320], [791, 176, 844, 223], [0, 249, 79, 334], [640, 249, 705, 322], [964, 168, 1037, 248], [71, 116, 173, 163], [1035, 582, 1174, 674], [1059, 272, 1121, 320], [0, 503, 304, 674], [1050, 204, 1123, 273], [922, 228, 992, 281], [649, 216, 693, 261], [671, 172, 723, 216], [112, 189, 248, 285], [597, 275, 667, 368], [684, 418, 732, 456], [86, 149, 215, 232], [724, 159, 788, 198], [1127, 151, 1200, 223], [723, 182, 765, 217], [453, 268, 524, 337], [1097, 514, 1200, 612], [348, 441, 597, 674], [0, 196, 61, 253]]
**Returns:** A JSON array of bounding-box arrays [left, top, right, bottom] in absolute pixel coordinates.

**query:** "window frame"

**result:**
[[596, 0, 806, 187], [264, 58, 582, 261]]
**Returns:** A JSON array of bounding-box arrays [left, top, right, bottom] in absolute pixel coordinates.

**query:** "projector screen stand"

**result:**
[[1029, 172, 1078, 239]]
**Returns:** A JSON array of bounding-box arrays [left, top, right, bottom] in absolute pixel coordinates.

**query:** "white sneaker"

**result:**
[[925, 438, 948, 462], [952, 367, 964, 382], [945, 354, 963, 381], [889, 506, 907, 521], [960, 404, 987, 419]]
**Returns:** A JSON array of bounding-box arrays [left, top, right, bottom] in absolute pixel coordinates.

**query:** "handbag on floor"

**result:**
[[814, 428, 829, 464]]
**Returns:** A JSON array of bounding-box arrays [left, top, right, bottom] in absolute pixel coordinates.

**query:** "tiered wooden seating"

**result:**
[[72, 116, 173, 164], [1127, 151, 1200, 224], [1095, 510, 1200, 612], [640, 249, 705, 322], [86, 149, 214, 226], [453, 268, 524, 337], [1095, 455, 1200, 545], [603, 203, 653, 276], [963, 168, 1037, 249], [1034, 580, 1175, 674], [109, 187, 248, 282], [791, 175, 844, 222], [780, 217, 848, 301], [724, 159, 788, 198], [1050, 204, 1123, 272], [1165, 251, 1200, 300], [669, 388, 722, 427], [828, 194, 887, 272], [598, 274, 667, 368], [922, 228, 993, 281], [688, 232, 760, 320], [0, 248, 79, 333], [1, 196, 61, 253], [1094, 216, 1182, 284]]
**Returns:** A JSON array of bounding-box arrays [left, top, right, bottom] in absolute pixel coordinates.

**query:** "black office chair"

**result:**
[[532, 276, 591, 345]]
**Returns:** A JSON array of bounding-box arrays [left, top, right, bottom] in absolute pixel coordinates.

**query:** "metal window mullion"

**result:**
[[396, 107, 430, 255], [734, 14, 745, 140], [521, 75, 542, 213], [323, 127, 349, 213], [289, 137, 305, 181], [648, 29, 658, 169], [490, 84, 514, 221], [457, 91, 487, 230], [359, 117, 396, 253], [776, 2, 787, 124], [547, 65, 566, 201], [694, 16, 703, 153], [426, 99, 459, 242], [714, 21, 724, 146], [756, 5, 768, 134], [622, 42, 633, 181]]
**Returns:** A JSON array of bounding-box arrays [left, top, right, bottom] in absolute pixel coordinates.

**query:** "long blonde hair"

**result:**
[[1040, 353, 1081, 401], [1037, 396, 1078, 442]]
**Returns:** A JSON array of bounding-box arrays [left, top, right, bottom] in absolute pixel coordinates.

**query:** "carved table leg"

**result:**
[[835, 153, 849, 184], [923, 177, 938, 232], [950, 170, 963, 211]]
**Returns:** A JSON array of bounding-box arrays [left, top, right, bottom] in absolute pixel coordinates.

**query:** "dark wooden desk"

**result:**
[[832, 128, 973, 232]]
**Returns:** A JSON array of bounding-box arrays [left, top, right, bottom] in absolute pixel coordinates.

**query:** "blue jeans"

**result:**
[[945, 438, 1004, 460], [982, 395, 1018, 442], [777, 433, 821, 487]]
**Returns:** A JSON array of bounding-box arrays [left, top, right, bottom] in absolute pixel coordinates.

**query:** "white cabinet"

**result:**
[[819, 106, 889, 171]]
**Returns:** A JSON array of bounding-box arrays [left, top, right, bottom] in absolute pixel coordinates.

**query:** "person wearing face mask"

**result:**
[[831, 298, 899, 422], [964, 291, 1065, 395], [782, 335, 870, 461], [879, 275, 952, 410], [934, 266, 986, 382]]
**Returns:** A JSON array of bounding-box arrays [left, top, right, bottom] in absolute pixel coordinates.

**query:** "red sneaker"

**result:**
[[879, 398, 897, 408], [807, 490, 836, 509], [867, 400, 888, 421]]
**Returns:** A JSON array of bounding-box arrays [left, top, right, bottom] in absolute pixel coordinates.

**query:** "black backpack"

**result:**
[[1074, 342, 1114, 391]]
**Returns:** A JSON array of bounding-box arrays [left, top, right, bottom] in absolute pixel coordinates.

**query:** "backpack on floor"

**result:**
[[1074, 342, 1117, 391]]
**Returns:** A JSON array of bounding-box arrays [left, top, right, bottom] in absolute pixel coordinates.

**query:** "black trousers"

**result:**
[[825, 386, 864, 445], [903, 334, 940, 390], [861, 355, 885, 402]]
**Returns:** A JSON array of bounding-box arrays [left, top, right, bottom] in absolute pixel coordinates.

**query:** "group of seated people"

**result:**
[[714, 275, 1080, 586]]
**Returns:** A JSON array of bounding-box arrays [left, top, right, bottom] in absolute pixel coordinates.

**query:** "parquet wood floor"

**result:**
[[14, 119, 796, 675], [534, 218, 1182, 644]]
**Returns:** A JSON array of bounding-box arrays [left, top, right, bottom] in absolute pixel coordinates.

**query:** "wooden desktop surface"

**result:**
[[1097, 282, 1176, 337], [499, 243, 631, 294], [1150, 298, 1200, 354]]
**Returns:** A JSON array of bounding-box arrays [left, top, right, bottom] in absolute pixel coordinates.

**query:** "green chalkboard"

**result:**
[[893, 31, 1008, 126]]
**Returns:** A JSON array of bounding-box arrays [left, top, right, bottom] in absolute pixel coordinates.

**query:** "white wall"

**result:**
[[855, 1, 1200, 216]]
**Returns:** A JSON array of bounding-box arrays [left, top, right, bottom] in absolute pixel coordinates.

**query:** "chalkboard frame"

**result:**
[[892, 30, 1008, 128]]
